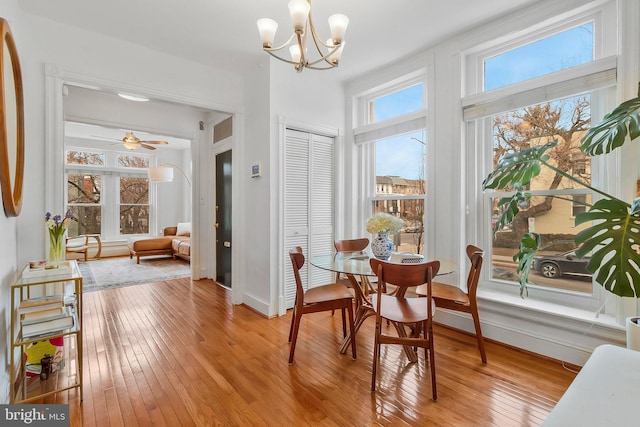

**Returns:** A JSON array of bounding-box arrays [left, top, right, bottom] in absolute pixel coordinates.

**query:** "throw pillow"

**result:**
[[176, 222, 191, 236]]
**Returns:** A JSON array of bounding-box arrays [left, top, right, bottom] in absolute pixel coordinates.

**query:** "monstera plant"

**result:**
[[484, 87, 640, 298]]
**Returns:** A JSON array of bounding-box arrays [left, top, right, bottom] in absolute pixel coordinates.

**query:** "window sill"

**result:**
[[477, 288, 625, 332]]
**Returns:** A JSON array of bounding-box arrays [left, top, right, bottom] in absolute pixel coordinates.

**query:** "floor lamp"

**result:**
[[148, 163, 191, 187]]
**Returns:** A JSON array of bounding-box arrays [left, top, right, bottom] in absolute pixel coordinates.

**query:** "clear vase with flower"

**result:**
[[45, 210, 76, 265]]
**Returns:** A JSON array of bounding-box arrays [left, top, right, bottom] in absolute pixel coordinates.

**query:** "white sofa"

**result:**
[[543, 344, 640, 426]]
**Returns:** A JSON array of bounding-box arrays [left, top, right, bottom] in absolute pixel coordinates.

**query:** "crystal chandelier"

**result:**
[[257, 0, 349, 72]]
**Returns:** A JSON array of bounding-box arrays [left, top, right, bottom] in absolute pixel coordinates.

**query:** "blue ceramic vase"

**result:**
[[371, 233, 393, 260]]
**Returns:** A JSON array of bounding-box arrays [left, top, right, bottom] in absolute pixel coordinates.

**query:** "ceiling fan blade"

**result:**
[[90, 135, 122, 142], [140, 143, 157, 150], [140, 140, 169, 145]]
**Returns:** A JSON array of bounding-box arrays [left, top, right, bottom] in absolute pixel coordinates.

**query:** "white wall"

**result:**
[[0, 0, 23, 405], [238, 63, 272, 313]]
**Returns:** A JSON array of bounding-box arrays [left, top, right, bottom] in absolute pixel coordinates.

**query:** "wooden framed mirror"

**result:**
[[0, 18, 24, 217]]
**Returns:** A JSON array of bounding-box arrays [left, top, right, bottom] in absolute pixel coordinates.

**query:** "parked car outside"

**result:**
[[531, 250, 591, 279], [404, 225, 423, 233]]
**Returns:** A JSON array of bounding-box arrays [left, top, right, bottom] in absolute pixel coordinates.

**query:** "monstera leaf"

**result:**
[[483, 141, 556, 190], [513, 233, 540, 297], [581, 95, 640, 156], [575, 198, 640, 297], [493, 188, 531, 238]]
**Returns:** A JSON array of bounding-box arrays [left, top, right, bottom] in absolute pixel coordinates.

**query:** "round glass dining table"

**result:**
[[310, 252, 455, 356], [310, 252, 455, 279]]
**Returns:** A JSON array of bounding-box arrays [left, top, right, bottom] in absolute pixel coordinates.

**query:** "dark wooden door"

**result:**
[[215, 150, 232, 287]]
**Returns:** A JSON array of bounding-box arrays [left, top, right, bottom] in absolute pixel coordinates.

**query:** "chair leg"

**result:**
[[347, 303, 356, 360], [341, 308, 347, 338], [371, 319, 382, 391], [288, 305, 297, 343], [426, 321, 437, 401], [288, 311, 303, 365], [471, 310, 487, 364]]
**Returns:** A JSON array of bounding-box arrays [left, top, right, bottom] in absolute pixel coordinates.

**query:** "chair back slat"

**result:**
[[334, 238, 369, 253], [370, 258, 440, 290], [334, 238, 370, 282], [289, 247, 306, 306], [465, 244, 484, 301]]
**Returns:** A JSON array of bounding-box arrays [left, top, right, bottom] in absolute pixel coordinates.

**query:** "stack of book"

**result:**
[[18, 295, 75, 338]]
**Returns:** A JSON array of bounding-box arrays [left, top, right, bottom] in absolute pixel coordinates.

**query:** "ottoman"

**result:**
[[127, 236, 173, 264]]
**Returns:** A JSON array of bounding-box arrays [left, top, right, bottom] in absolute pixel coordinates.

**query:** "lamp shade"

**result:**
[[328, 14, 349, 43], [149, 167, 174, 182], [326, 39, 345, 64], [288, 0, 310, 31], [257, 18, 278, 48]]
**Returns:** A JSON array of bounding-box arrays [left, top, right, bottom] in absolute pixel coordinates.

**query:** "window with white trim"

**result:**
[[65, 147, 152, 240], [463, 2, 617, 307], [355, 76, 427, 254]]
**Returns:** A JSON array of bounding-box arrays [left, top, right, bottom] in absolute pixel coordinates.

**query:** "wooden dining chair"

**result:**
[[369, 258, 440, 399], [288, 247, 356, 365], [334, 238, 369, 283], [332, 238, 371, 305], [416, 244, 486, 364]]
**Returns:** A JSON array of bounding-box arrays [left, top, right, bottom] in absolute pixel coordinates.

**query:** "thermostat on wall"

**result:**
[[251, 162, 262, 178]]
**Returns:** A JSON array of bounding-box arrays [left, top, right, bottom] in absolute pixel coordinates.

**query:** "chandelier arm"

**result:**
[[307, 11, 342, 67], [264, 50, 303, 66], [308, 10, 334, 67], [296, 31, 307, 67], [305, 62, 340, 70], [305, 45, 341, 67], [308, 12, 333, 50], [263, 32, 297, 53]]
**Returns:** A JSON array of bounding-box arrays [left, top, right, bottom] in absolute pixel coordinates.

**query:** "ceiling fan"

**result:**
[[118, 132, 169, 151]]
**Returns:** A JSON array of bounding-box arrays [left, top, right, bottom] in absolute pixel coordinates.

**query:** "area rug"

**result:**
[[78, 257, 190, 292]]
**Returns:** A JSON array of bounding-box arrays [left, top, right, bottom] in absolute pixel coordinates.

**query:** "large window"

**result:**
[[464, 6, 616, 304], [65, 148, 152, 240], [356, 77, 427, 254]]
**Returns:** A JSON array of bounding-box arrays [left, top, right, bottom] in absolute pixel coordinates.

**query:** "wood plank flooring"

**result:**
[[42, 278, 576, 426]]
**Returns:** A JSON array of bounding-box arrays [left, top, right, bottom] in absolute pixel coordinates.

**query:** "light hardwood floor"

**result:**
[[45, 277, 576, 426]]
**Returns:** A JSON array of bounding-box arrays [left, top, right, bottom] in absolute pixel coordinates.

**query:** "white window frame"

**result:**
[[462, 2, 618, 311], [353, 71, 428, 252], [65, 145, 155, 241]]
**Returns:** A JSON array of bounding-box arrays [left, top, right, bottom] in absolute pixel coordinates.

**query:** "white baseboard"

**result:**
[[435, 296, 627, 366], [242, 292, 272, 317]]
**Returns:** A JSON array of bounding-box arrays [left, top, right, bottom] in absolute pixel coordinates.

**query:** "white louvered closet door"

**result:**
[[284, 129, 335, 309]]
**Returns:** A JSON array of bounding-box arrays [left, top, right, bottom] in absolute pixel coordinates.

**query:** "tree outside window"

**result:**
[[66, 150, 103, 237]]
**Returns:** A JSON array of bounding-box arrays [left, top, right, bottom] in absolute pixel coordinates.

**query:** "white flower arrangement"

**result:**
[[365, 213, 404, 234]]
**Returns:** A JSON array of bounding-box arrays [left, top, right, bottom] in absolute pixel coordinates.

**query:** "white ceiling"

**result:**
[[65, 121, 192, 151], [19, 0, 537, 82]]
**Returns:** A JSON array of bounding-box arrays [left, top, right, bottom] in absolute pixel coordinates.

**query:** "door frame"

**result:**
[[276, 116, 344, 316], [210, 114, 243, 305], [44, 66, 243, 304]]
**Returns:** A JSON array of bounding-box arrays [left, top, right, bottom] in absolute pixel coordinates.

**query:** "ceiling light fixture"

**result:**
[[118, 93, 150, 102], [122, 140, 138, 150], [257, 0, 348, 72]]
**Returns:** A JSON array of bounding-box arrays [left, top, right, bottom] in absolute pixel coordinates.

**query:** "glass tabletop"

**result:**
[[310, 252, 455, 277]]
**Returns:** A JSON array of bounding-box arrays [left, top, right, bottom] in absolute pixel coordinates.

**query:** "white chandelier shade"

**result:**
[[257, 0, 348, 72]]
